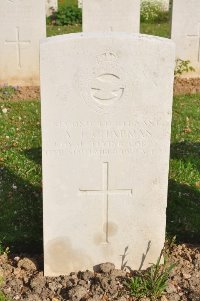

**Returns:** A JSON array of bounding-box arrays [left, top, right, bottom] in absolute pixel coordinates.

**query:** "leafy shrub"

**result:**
[[141, 0, 169, 23], [48, 5, 82, 26], [174, 59, 195, 77]]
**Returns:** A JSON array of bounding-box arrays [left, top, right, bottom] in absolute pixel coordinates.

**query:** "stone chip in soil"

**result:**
[[1, 244, 200, 300], [17, 258, 37, 271]]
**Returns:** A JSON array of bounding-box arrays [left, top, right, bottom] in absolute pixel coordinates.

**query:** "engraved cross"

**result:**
[[187, 23, 200, 62], [79, 162, 133, 244], [5, 27, 31, 69]]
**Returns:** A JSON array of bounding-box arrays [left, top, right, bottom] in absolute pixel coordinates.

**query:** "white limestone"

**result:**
[[41, 32, 175, 276], [46, 0, 58, 16], [0, 0, 46, 86], [171, 0, 200, 77], [82, 0, 140, 33]]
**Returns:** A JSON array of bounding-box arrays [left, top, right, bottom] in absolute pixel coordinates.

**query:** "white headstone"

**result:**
[[82, 0, 140, 33], [41, 32, 175, 276], [171, 0, 200, 77], [0, 0, 46, 86], [78, 0, 82, 9], [46, 0, 58, 16]]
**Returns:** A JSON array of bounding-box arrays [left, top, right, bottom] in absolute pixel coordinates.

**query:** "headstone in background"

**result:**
[[41, 32, 175, 276], [0, 0, 46, 86], [78, 0, 82, 9], [80, 0, 170, 11], [46, 0, 58, 16], [171, 0, 200, 77], [82, 0, 140, 33]]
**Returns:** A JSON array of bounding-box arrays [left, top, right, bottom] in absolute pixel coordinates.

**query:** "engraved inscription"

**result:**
[[44, 115, 171, 157], [187, 23, 200, 61], [5, 27, 31, 69], [79, 162, 133, 244], [91, 74, 124, 106]]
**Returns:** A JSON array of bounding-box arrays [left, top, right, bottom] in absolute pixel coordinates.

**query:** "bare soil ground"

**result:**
[[174, 78, 200, 95], [1, 78, 200, 102], [1, 244, 200, 301], [0, 86, 40, 102]]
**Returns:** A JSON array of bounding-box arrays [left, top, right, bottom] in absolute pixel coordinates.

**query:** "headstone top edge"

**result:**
[[41, 33, 175, 46]]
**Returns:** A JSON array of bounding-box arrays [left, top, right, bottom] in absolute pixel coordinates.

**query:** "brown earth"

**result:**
[[174, 78, 200, 95], [0, 86, 40, 102], [1, 78, 200, 102], [1, 244, 200, 301]]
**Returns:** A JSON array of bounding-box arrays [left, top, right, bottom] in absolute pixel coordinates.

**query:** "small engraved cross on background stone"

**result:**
[[79, 162, 133, 244], [187, 23, 200, 62], [5, 27, 31, 69]]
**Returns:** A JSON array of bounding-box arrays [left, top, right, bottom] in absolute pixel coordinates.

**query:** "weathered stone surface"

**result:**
[[46, 0, 58, 16], [0, 0, 46, 86], [41, 32, 175, 276], [82, 0, 140, 33], [171, 0, 200, 77]]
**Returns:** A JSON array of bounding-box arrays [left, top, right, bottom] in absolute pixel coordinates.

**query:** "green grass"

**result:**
[[47, 24, 81, 37], [46, 22, 170, 38], [140, 22, 170, 38], [0, 102, 42, 253], [46, 0, 171, 38], [0, 1, 197, 250], [47, 0, 81, 36], [0, 95, 200, 252], [167, 94, 200, 243], [59, 0, 78, 7]]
